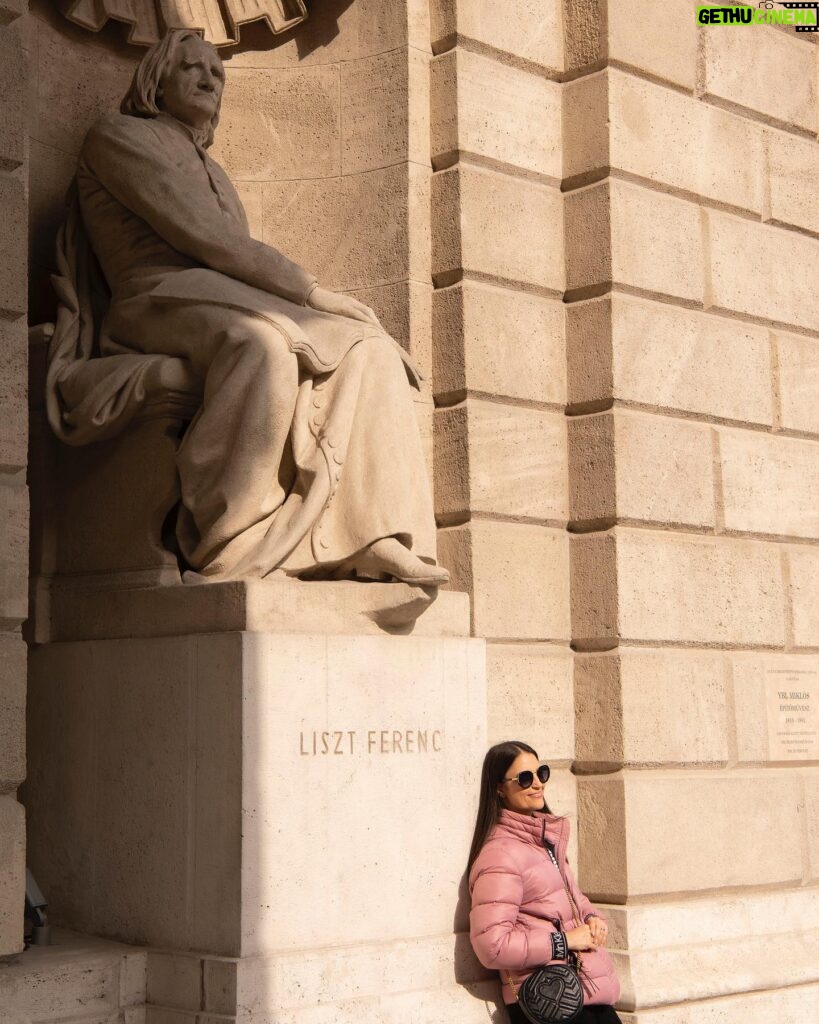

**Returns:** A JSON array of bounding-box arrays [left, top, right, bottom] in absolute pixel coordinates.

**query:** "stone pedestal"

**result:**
[[25, 583, 495, 1022]]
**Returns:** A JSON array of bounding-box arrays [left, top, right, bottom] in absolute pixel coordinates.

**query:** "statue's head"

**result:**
[[121, 29, 224, 148]]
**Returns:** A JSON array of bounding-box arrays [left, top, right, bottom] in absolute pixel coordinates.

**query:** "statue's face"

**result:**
[[159, 35, 224, 131]]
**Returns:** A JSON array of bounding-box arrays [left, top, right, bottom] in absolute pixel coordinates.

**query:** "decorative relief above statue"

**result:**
[[60, 0, 308, 47], [46, 29, 449, 589]]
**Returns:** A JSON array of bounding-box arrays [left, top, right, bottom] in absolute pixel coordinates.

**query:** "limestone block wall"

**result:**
[[560, 4, 819, 1021], [210, 0, 436, 460], [0, 0, 29, 957], [429, 0, 578, 832]]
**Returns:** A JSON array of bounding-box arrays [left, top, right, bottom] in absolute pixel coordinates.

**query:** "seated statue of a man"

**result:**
[[46, 29, 448, 587]]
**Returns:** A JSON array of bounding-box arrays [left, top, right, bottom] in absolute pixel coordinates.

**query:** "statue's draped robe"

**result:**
[[47, 112, 436, 579]]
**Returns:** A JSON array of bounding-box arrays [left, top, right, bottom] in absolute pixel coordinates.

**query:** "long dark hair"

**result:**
[[467, 741, 552, 874]]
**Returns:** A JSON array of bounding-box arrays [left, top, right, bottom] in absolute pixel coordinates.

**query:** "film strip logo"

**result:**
[[781, 2, 819, 31]]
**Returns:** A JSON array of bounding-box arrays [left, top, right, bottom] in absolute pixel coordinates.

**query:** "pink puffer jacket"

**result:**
[[469, 809, 620, 1006]]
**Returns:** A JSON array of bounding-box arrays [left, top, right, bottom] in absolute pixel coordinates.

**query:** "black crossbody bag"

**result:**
[[505, 853, 587, 1023]]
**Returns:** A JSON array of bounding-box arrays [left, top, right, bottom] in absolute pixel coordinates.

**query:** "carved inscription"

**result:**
[[765, 667, 819, 761], [299, 729, 444, 756]]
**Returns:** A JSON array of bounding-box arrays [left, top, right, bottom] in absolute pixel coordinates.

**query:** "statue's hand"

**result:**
[[307, 286, 383, 330]]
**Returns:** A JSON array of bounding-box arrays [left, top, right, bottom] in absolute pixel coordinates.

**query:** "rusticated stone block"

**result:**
[[609, 70, 761, 212], [264, 162, 428, 291], [0, 795, 24, 954], [435, 400, 567, 522], [569, 409, 715, 529], [620, 983, 819, 1024], [430, 0, 564, 72], [0, 318, 27, 469], [211, 64, 340, 181], [0, 175, 25, 317], [732, 653, 819, 764], [565, 179, 703, 302], [0, 634, 25, 793], [702, 21, 817, 133], [432, 281, 565, 405], [430, 48, 561, 180], [765, 129, 819, 238], [776, 332, 819, 438], [341, 46, 429, 175], [562, 70, 608, 185], [34, 13, 135, 160], [788, 546, 819, 649], [486, 645, 573, 762], [563, 0, 606, 72], [0, 19, 26, 170], [708, 210, 819, 333], [805, 769, 819, 883], [719, 428, 819, 540], [572, 528, 786, 649], [578, 770, 802, 901], [121, 952, 148, 1007], [608, 0, 695, 90], [565, 70, 762, 213], [567, 294, 773, 425], [147, 952, 202, 1012], [146, 1010, 196, 1024], [575, 648, 730, 769], [0, 481, 28, 627], [431, 164, 564, 292], [616, 889, 819, 1011], [439, 521, 570, 640]]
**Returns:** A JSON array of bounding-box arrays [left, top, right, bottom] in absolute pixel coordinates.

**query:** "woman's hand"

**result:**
[[586, 916, 609, 947], [564, 924, 598, 951], [307, 286, 382, 329]]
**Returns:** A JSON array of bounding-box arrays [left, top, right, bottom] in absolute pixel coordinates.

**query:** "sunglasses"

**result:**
[[501, 764, 551, 789]]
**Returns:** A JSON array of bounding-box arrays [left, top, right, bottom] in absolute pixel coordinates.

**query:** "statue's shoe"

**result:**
[[355, 538, 450, 587]]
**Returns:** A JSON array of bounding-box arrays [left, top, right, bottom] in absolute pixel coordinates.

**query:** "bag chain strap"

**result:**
[[506, 846, 584, 1000]]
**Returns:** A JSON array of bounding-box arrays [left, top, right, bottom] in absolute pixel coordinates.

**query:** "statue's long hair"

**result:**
[[120, 29, 220, 148], [466, 740, 553, 875]]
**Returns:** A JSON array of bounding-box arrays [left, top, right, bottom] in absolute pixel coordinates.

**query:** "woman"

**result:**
[[468, 741, 621, 1023]]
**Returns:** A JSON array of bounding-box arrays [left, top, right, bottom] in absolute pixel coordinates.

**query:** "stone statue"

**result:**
[[46, 29, 449, 588]]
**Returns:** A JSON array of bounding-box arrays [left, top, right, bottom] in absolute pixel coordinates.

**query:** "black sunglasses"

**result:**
[[501, 764, 550, 789]]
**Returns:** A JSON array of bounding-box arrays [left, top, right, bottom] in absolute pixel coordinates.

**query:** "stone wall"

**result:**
[[0, 0, 29, 957], [429, 0, 578, 848], [430, 1, 819, 1019], [12, 0, 819, 1015], [566, 5, 819, 1015]]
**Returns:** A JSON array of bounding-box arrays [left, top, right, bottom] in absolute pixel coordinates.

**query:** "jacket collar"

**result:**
[[495, 808, 571, 864]]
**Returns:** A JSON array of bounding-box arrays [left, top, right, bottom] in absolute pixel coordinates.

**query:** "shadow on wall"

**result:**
[[232, 0, 356, 61], [28, 0, 140, 325], [454, 869, 508, 1021]]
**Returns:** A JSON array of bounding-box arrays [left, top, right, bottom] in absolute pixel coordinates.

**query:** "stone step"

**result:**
[[0, 929, 146, 1024]]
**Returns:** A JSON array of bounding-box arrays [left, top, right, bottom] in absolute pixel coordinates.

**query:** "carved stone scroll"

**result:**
[[60, 0, 308, 47]]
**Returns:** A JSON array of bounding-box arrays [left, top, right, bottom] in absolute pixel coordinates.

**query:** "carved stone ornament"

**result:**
[[59, 0, 308, 47]]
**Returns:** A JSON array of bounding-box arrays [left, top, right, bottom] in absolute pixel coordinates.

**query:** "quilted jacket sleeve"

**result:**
[[469, 846, 558, 972]]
